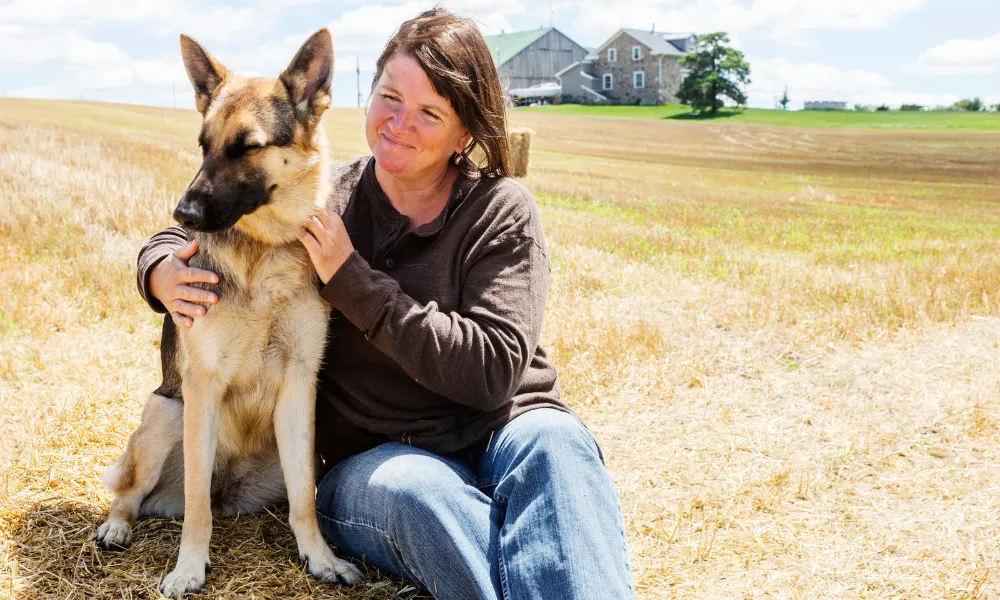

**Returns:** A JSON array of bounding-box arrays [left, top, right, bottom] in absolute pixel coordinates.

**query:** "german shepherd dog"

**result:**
[[94, 29, 364, 596]]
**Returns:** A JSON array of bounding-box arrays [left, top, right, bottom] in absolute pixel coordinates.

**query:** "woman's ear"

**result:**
[[455, 130, 472, 155]]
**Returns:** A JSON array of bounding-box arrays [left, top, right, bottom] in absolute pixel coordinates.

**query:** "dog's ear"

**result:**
[[280, 28, 334, 123], [180, 34, 229, 115]]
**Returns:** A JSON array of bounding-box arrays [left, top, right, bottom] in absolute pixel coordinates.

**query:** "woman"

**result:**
[[136, 9, 633, 599]]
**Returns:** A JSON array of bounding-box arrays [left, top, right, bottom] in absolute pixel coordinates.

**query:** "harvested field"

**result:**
[[1, 98, 999, 599]]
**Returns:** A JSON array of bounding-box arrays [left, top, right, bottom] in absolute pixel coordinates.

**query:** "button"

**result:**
[[384, 258, 395, 269]]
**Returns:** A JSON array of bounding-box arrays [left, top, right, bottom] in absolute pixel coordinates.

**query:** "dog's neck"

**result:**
[[232, 133, 330, 248], [233, 187, 328, 247]]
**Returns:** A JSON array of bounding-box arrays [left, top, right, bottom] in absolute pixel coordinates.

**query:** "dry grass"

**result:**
[[2, 97, 999, 599]]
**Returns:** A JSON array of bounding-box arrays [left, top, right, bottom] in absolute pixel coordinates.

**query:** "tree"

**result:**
[[677, 33, 751, 115], [900, 104, 924, 111], [778, 86, 790, 110], [954, 98, 984, 112], [994, 103, 1000, 113]]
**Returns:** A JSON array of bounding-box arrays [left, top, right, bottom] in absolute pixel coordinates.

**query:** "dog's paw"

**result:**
[[300, 546, 364, 586], [95, 518, 132, 550], [159, 561, 208, 598]]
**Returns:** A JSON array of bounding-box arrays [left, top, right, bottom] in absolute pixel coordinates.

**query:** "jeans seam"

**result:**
[[317, 510, 425, 588], [316, 510, 388, 537], [496, 521, 511, 600], [612, 491, 636, 598]]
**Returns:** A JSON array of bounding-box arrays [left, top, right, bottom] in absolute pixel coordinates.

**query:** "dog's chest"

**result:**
[[181, 239, 328, 454], [203, 241, 312, 310], [190, 240, 322, 355]]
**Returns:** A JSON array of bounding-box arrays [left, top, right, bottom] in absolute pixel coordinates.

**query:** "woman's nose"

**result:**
[[389, 106, 417, 133]]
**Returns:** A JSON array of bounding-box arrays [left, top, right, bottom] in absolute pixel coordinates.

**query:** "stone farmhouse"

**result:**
[[557, 28, 698, 105]]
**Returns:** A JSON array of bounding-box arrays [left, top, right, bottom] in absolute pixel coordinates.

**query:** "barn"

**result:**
[[483, 27, 589, 93]]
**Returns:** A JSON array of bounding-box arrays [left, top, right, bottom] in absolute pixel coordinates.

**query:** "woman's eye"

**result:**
[[423, 110, 439, 121], [381, 94, 399, 102]]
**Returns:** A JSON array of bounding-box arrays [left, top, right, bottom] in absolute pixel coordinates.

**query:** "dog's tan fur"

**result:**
[[95, 29, 363, 597]]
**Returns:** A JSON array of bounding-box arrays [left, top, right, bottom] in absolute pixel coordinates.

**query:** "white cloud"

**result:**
[[567, 0, 923, 47], [323, 0, 523, 55], [747, 56, 959, 109], [1, 0, 532, 108], [326, 1, 432, 55], [0, 29, 130, 66], [0, 0, 276, 44], [0, 0, 171, 26], [915, 34, 1000, 76], [1, 24, 187, 102]]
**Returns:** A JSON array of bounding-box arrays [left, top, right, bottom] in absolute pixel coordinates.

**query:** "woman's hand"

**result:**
[[299, 207, 355, 284], [149, 240, 220, 328]]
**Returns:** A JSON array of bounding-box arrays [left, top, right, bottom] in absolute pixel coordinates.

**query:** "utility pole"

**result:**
[[356, 56, 360, 108]]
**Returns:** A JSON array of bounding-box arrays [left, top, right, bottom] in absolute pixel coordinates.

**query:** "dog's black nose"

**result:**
[[173, 202, 206, 229]]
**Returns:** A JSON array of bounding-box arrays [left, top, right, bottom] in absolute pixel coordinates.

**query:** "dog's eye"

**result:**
[[226, 143, 266, 159]]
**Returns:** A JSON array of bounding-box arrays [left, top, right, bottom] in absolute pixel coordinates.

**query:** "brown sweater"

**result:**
[[137, 157, 571, 462]]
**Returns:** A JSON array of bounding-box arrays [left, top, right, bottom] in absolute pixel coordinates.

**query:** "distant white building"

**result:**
[[804, 101, 848, 110]]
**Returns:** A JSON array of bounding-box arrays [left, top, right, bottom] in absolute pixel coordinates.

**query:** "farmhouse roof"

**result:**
[[555, 59, 593, 78], [661, 31, 695, 41], [595, 28, 686, 56], [482, 27, 552, 66]]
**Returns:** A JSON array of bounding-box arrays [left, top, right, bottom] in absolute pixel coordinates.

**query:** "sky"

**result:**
[[1, 0, 998, 111]]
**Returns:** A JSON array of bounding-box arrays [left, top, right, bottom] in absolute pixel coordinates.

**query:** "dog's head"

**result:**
[[174, 30, 333, 244]]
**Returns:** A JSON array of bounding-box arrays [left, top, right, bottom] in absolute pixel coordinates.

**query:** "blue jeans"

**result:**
[[315, 408, 634, 599]]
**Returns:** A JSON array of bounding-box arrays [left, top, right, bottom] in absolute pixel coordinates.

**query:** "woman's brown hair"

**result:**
[[372, 8, 511, 178]]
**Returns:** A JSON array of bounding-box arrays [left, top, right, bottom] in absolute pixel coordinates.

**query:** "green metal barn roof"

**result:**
[[482, 28, 552, 66]]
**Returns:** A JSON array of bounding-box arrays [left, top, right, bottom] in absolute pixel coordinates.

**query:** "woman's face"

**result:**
[[366, 53, 471, 178]]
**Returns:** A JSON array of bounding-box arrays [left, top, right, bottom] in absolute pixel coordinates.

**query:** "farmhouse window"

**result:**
[[603, 74, 613, 90], [633, 46, 641, 60], [633, 71, 644, 89], [608, 48, 616, 62]]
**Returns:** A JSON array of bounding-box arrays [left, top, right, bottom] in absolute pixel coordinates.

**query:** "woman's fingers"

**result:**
[[300, 230, 321, 259], [300, 210, 353, 285], [178, 265, 219, 285], [176, 285, 218, 306], [173, 239, 199, 262], [316, 208, 334, 229], [170, 312, 194, 328], [172, 299, 208, 319], [307, 216, 327, 241]]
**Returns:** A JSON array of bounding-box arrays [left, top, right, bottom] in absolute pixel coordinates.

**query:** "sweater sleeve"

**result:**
[[136, 225, 189, 313], [320, 232, 549, 412]]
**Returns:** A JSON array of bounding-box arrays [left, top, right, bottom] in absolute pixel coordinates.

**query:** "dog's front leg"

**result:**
[[274, 365, 364, 586], [159, 374, 223, 598]]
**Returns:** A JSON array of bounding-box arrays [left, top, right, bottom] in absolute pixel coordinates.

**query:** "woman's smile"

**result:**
[[380, 132, 414, 150]]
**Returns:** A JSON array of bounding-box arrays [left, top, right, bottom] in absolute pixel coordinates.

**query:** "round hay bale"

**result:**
[[508, 127, 533, 178]]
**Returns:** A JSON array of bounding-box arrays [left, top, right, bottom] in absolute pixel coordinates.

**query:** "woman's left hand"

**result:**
[[299, 207, 355, 284]]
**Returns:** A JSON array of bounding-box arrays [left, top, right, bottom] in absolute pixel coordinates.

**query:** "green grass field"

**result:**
[[519, 103, 1000, 130]]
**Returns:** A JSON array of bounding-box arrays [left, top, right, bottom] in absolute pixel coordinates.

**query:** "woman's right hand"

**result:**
[[149, 240, 220, 328]]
